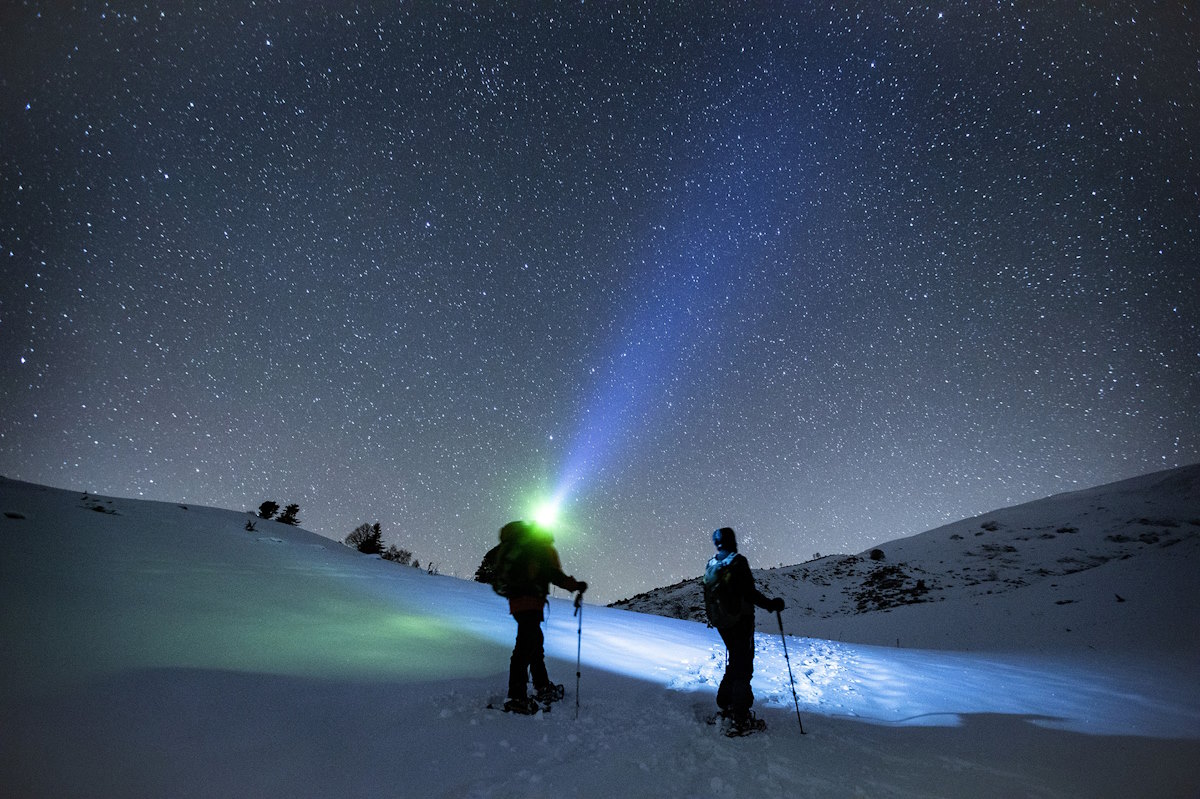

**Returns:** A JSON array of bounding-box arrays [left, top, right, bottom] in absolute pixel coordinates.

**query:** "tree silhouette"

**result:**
[[345, 522, 383, 554], [257, 501, 280, 520], [382, 544, 413, 565]]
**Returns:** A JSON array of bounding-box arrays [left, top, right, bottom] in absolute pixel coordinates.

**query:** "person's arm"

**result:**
[[551, 572, 587, 593], [735, 555, 782, 611], [546, 546, 587, 593]]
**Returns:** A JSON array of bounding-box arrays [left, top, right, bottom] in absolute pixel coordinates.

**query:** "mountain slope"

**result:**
[[612, 464, 1200, 655]]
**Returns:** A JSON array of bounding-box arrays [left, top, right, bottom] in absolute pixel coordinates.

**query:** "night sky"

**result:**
[[2, 3, 1197, 603]]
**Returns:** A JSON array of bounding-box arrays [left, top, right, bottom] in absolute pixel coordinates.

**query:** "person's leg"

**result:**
[[723, 621, 756, 719], [715, 626, 738, 713], [508, 611, 542, 699], [527, 617, 550, 691]]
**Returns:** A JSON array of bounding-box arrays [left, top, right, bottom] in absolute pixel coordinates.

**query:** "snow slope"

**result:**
[[1, 472, 1198, 798], [615, 465, 1200, 657]]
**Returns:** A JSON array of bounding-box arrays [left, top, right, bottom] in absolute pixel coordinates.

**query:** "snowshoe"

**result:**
[[703, 708, 732, 726], [724, 712, 767, 738], [500, 697, 541, 715], [534, 683, 565, 705]]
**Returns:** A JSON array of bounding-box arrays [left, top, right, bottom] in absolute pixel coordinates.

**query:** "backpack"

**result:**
[[482, 521, 544, 599], [702, 551, 749, 628]]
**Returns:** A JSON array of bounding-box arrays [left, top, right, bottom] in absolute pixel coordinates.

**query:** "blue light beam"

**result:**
[[547, 96, 807, 513]]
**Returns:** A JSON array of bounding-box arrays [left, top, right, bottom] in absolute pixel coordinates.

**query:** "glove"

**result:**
[[769, 597, 785, 613], [574, 580, 588, 594]]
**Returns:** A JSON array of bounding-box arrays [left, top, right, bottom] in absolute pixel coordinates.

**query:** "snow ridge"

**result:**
[[612, 464, 1200, 655]]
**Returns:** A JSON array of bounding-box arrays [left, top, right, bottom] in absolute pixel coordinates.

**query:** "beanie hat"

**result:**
[[712, 527, 737, 552]]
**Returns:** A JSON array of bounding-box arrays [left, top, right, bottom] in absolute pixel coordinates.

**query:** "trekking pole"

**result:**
[[776, 610, 806, 734], [573, 591, 583, 720]]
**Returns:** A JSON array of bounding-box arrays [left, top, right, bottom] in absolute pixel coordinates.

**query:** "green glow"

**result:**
[[532, 499, 560, 530]]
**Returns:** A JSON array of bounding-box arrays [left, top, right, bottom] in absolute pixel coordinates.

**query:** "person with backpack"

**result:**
[[702, 526, 785, 735], [482, 520, 587, 714]]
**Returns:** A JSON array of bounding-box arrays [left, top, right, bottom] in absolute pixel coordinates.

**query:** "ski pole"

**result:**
[[573, 591, 583, 720], [776, 609, 806, 734]]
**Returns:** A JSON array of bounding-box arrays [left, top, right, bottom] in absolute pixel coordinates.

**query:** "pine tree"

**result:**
[[361, 522, 383, 554], [345, 522, 383, 554], [277, 504, 301, 526], [257, 501, 280, 520]]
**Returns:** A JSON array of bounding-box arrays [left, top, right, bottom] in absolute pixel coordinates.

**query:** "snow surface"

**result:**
[[1, 471, 1198, 798]]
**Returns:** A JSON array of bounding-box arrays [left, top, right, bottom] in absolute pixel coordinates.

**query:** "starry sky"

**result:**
[[2, 3, 1197, 603]]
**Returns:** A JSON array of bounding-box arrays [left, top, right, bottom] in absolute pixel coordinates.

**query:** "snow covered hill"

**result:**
[[1, 472, 1198, 798], [613, 464, 1200, 656]]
